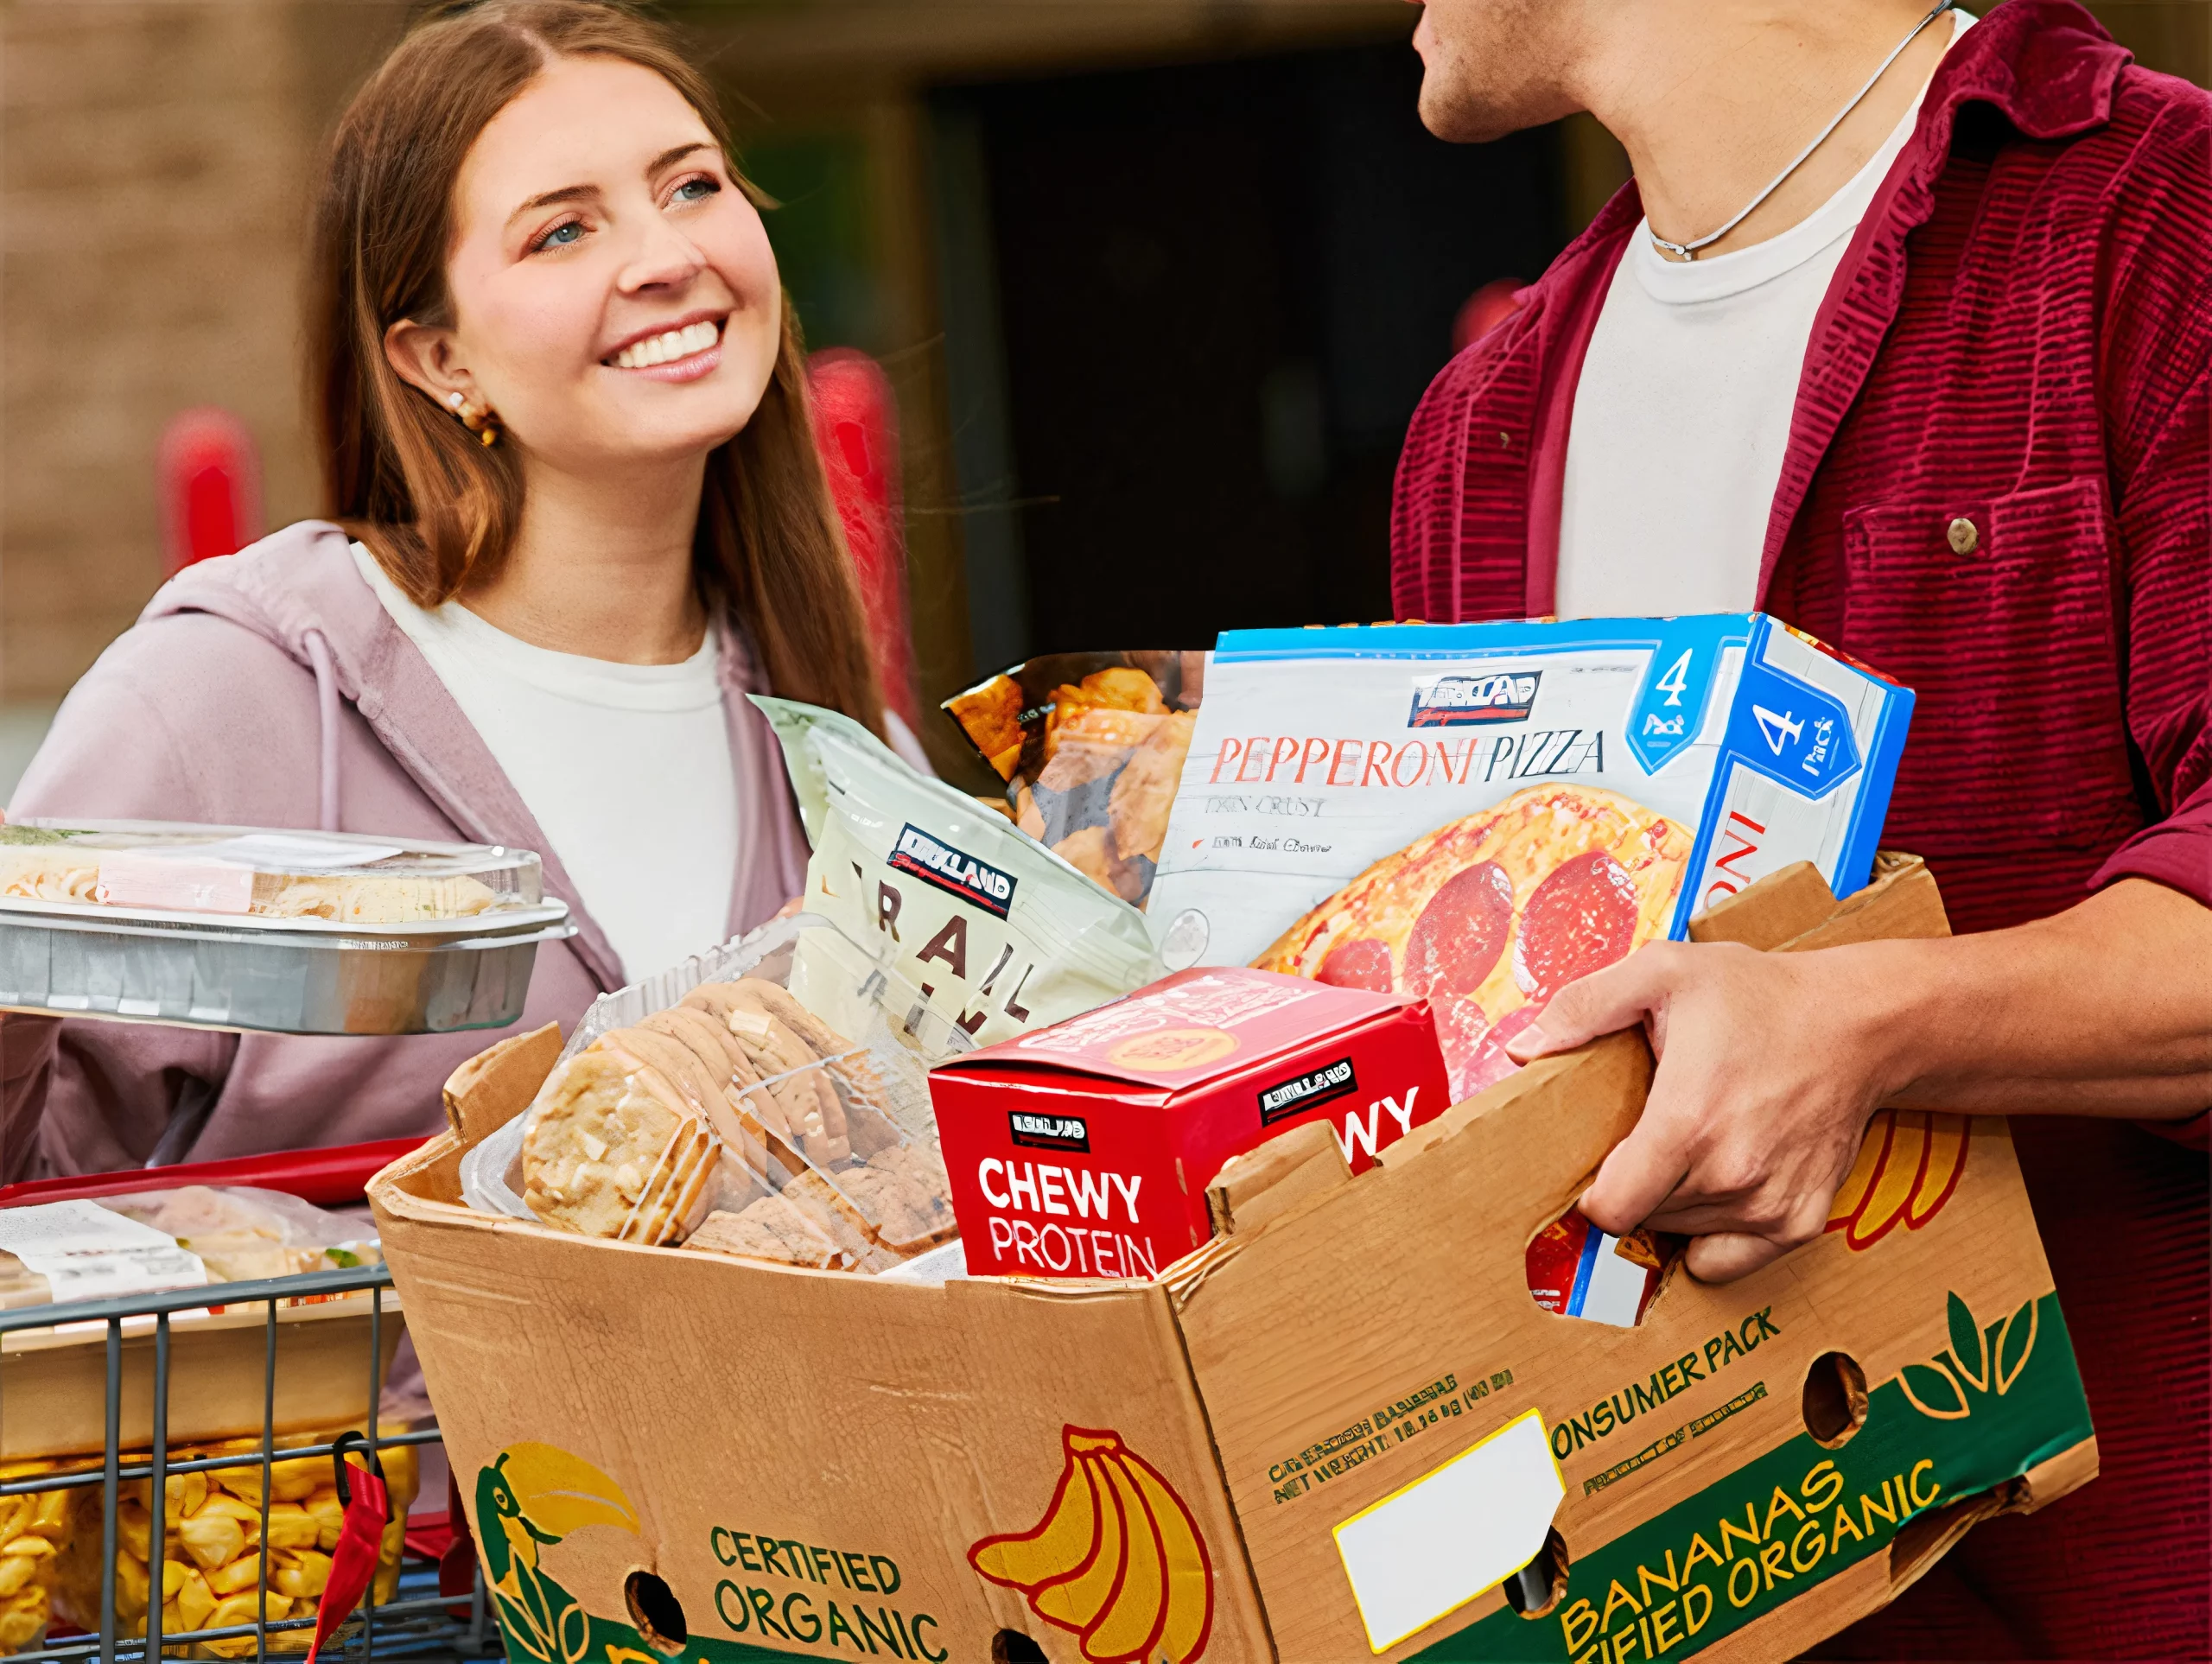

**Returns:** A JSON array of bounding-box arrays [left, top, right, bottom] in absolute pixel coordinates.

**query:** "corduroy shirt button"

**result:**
[[1946, 516, 1980, 556]]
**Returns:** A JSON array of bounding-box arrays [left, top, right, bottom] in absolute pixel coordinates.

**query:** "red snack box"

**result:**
[[930, 967, 1449, 1281]]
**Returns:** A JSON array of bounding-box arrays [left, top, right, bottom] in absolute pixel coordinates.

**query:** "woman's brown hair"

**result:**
[[308, 0, 885, 734]]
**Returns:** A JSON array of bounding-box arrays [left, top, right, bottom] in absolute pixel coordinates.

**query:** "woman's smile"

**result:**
[[602, 314, 725, 380]]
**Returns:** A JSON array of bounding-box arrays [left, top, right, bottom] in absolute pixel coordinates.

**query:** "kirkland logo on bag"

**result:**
[[753, 697, 1161, 1053], [888, 824, 1019, 920]]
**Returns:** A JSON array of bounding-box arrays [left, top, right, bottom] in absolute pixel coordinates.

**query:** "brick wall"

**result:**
[[0, 0, 404, 702]]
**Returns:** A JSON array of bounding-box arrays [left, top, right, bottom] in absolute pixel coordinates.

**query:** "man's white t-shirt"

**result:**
[[1554, 10, 1973, 619], [352, 543, 737, 983]]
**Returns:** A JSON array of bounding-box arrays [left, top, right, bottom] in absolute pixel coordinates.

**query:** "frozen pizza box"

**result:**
[[370, 855, 2090, 1664], [1147, 615, 1911, 1101]]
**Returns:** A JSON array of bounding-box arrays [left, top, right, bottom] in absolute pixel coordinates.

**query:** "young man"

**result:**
[[1393, 0, 2209, 1654]]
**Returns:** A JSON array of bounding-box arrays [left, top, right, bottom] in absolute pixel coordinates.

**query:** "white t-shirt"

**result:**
[[1554, 10, 1972, 619], [352, 543, 736, 983]]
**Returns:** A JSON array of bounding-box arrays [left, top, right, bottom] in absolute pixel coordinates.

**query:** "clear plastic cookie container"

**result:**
[[463, 913, 963, 1269], [0, 820, 570, 1035]]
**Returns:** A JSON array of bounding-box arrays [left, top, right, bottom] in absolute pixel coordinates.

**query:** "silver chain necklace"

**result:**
[[1650, 0, 1956, 261]]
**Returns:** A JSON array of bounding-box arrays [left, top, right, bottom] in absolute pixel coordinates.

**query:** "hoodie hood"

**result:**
[[142, 523, 588, 873]]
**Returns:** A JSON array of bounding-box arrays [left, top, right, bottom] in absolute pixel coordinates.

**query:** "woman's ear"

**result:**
[[383, 317, 471, 411]]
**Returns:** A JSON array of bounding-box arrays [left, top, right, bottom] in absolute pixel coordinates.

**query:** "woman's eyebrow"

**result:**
[[504, 144, 710, 230], [646, 141, 711, 175], [507, 182, 598, 227]]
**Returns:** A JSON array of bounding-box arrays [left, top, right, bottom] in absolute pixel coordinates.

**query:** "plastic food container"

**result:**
[[463, 914, 962, 1268], [0, 1178, 404, 1462], [0, 820, 570, 1035]]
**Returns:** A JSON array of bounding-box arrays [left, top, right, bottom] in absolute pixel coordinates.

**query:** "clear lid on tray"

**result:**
[[0, 1187, 380, 1315], [0, 818, 544, 925]]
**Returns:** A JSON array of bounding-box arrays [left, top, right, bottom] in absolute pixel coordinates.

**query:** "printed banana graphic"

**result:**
[[970, 1426, 1214, 1664], [1827, 1109, 1972, 1250]]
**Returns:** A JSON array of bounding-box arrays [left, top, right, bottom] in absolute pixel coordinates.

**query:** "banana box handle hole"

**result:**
[[1503, 1527, 1571, 1619], [992, 1630, 1048, 1663], [624, 1570, 688, 1655], [1802, 1350, 1869, 1448]]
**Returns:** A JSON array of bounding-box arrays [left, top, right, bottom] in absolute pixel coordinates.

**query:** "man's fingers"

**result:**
[[1684, 1232, 1788, 1284], [1580, 1121, 1691, 1237], [1643, 1200, 1757, 1237], [1507, 949, 1675, 1062]]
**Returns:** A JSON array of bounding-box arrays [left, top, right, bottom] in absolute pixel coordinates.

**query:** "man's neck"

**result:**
[[1577, 1, 1954, 261], [461, 453, 710, 665]]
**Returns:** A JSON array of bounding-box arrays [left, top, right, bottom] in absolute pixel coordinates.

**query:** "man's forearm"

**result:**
[[1859, 878, 2212, 1116]]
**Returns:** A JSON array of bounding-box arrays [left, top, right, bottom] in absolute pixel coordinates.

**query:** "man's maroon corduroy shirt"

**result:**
[[1389, 3, 2209, 1655]]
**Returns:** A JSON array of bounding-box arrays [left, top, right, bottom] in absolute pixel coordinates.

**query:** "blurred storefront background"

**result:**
[[1, 0, 2204, 793]]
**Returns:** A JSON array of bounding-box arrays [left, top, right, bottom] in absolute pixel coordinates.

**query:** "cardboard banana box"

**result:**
[[369, 855, 2094, 1664]]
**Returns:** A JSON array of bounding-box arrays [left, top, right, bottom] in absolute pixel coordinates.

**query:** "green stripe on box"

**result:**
[[1413, 1291, 2090, 1663]]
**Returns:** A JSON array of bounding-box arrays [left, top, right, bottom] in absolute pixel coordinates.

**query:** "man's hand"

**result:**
[[1503, 879, 2212, 1286], [1506, 939, 1906, 1284]]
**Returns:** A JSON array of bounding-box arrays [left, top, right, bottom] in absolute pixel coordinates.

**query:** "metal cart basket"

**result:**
[[0, 1265, 500, 1664]]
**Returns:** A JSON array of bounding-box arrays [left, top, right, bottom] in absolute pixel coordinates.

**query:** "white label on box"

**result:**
[[0, 1199, 208, 1300], [1332, 1408, 1565, 1653]]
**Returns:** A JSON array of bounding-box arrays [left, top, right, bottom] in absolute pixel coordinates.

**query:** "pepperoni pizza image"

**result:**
[[1254, 783, 1692, 1101]]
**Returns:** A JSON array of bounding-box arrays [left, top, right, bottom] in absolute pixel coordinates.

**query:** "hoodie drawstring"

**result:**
[[302, 628, 341, 832]]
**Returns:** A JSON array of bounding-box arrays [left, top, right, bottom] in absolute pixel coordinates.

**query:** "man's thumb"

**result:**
[[1505, 953, 1663, 1063]]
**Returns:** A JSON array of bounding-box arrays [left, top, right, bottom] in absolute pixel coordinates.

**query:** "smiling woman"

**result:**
[[2, 1, 902, 1178]]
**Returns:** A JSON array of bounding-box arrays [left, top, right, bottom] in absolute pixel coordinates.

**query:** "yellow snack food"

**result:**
[[261, 1505, 319, 1553], [206, 1557, 263, 1599], [272, 1548, 331, 1601], [51, 1424, 418, 1656], [0, 1464, 67, 1657], [178, 1514, 246, 1573]]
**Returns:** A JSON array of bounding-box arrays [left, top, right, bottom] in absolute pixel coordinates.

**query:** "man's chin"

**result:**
[[1416, 78, 1536, 144]]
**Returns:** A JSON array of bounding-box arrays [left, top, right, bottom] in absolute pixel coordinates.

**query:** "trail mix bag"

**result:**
[[757, 697, 1163, 1049]]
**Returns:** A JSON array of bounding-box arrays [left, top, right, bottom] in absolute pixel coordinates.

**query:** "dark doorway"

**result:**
[[934, 43, 1562, 662]]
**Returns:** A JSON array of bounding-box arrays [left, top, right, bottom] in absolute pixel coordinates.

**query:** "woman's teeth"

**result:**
[[610, 320, 720, 369]]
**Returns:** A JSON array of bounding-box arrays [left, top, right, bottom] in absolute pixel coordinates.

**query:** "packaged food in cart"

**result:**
[[0, 1201, 210, 1312], [0, 1190, 379, 1312], [943, 651, 1204, 905], [93, 1188, 382, 1284], [0, 820, 570, 1036], [0, 1147, 452, 1660]]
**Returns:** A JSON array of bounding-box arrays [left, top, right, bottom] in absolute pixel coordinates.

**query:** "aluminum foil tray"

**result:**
[[0, 903, 571, 1035]]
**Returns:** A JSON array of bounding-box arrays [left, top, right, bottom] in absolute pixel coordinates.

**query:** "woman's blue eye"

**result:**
[[537, 222, 584, 251], [671, 177, 719, 204]]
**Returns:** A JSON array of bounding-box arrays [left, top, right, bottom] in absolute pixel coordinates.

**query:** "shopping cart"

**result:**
[[0, 1144, 503, 1664]]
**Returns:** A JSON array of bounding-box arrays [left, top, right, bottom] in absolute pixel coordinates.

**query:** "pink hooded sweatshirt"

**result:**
[[0, 521, 810, 1179]]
